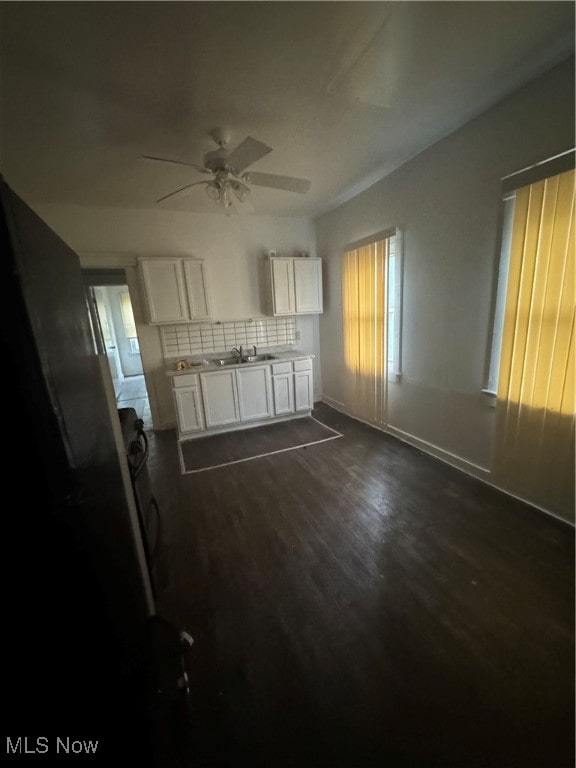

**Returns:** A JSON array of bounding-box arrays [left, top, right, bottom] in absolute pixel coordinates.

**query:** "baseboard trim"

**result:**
[[319, 397, 574, 528], [385, 424, 490, 477], [321, 394, 347, 411]]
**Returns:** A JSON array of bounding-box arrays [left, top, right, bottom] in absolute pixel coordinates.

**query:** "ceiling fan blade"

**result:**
[[156, 181, 207, 203], [226, 137, 272, 173], [243, 172, 311, 194], [142, 155, 211, 174]]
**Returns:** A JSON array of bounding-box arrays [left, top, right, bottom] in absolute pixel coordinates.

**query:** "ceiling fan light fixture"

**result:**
[[219, 184, 232, 208], [147, 131, 311, 212], [232, 181, 250, 203], [206, 181, 221, 201]]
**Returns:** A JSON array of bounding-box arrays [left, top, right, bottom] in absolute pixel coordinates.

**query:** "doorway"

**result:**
[[84, 271, 152, 429]]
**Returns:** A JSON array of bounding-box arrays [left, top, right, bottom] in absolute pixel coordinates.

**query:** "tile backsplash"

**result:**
[[161, 317, 296, 358]]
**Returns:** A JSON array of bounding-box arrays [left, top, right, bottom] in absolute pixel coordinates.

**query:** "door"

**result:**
[[90, 286, 123, 397], [200, 370, 240, 428], [1, 181, 154, 737], [108, 286, 144, 377], [236, 365, 273, 421]]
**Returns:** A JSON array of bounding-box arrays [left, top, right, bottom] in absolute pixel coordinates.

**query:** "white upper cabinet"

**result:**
[[268, 257, 323, 316], [139, 258, 212, 324], [270, 258, 295, 315], [182, 260, 212, 321], [293, 258, 323, 314], [139, 259, 188, 323]]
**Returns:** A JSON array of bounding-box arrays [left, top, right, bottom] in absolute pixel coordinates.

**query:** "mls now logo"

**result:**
[[55, 737, 99, 755], [6, 737, 99, 755], [6, 738, 49, 755]]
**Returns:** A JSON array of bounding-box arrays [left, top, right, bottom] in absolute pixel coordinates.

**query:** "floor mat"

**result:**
[[178, 416, 342, 473]]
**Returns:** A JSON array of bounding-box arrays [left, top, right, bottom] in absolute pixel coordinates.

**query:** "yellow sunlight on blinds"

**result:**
[[119, 290, 137, 339], [342, 240, 387, 426], [496, 168, 575, 514]]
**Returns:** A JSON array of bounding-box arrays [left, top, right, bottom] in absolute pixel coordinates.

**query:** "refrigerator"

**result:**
[[0, 179, 192, 763]]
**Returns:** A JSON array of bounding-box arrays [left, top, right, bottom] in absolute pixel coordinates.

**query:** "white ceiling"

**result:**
[[0, 2, 573, 218]]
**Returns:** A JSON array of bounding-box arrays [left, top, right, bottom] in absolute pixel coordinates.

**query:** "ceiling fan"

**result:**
[[142, 128, 311, 212]]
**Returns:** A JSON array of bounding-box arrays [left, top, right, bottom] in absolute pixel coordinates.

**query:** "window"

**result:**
[[128, 336, 140, 354], [119, 290, 140, 354], [490, 164, 575, 511], [487, 153, 575, 399], [485, 194, 515, 394], [342, 228, 402, 426], [496, 167, 574, 413], [387, 230, 402, 381]]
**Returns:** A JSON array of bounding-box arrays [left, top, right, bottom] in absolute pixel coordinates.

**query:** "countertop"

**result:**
[[166, 349, 315, 377]]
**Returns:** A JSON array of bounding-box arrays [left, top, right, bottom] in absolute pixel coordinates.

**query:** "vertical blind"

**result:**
[[496, 168, 575, 513], [342, 239, 387, 426]]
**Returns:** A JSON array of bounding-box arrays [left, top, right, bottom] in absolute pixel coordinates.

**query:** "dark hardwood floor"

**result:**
[[147, 402, 574, 768]]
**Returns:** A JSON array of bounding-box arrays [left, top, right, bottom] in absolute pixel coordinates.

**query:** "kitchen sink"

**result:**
[[212, 358, 240, 367], [212, 353, 278, 367], [243, 354, 277, 363]]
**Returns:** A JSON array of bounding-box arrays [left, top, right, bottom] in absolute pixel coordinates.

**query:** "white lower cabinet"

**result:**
[[173, 357, 313, 437], [272, 373, 295, 415], [293, 358, 313, 412], [201, 366, 271, 427], [236, 365, 273, 421], [200, 369, 240, 428], [294, 370, 313, 411], [174, 386, 204, 433]]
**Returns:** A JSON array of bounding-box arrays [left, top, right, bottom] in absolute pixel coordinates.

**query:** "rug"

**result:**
[[178, 416, 342, 473]]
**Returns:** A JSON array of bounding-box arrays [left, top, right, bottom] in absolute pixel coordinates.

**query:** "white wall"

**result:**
[[315, 57, 574, 521], [32, 205, 320, 428]]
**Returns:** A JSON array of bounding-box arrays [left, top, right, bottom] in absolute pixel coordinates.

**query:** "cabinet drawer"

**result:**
[[271, 361, 292, 375], [293, 358, 312, 372], [173, 373, 199, 388]]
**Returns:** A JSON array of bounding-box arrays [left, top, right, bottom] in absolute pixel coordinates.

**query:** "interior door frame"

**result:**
[[82, 266, 160, 429], [82, 267, 149, 405], [88, 285, 125, 395], [106, 284, 144, 378]]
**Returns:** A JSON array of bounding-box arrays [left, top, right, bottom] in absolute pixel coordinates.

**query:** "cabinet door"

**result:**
[[294, 370, 313, 412], [271, 258, 295, 315], [182, 260, 212, 321], [174, 386, 204, 433], [272, 373, 294, 416], [236, 366, 272, 422], [140, 259, 189, 323], [200, 370, 240, 428], [294, 258, 323, 314]]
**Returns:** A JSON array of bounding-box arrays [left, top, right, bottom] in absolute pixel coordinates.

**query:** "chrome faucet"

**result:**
[[232, 345, 258, 362]]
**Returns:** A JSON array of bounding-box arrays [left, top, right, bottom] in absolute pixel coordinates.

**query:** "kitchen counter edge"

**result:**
[[166, 350, 315, 377]]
